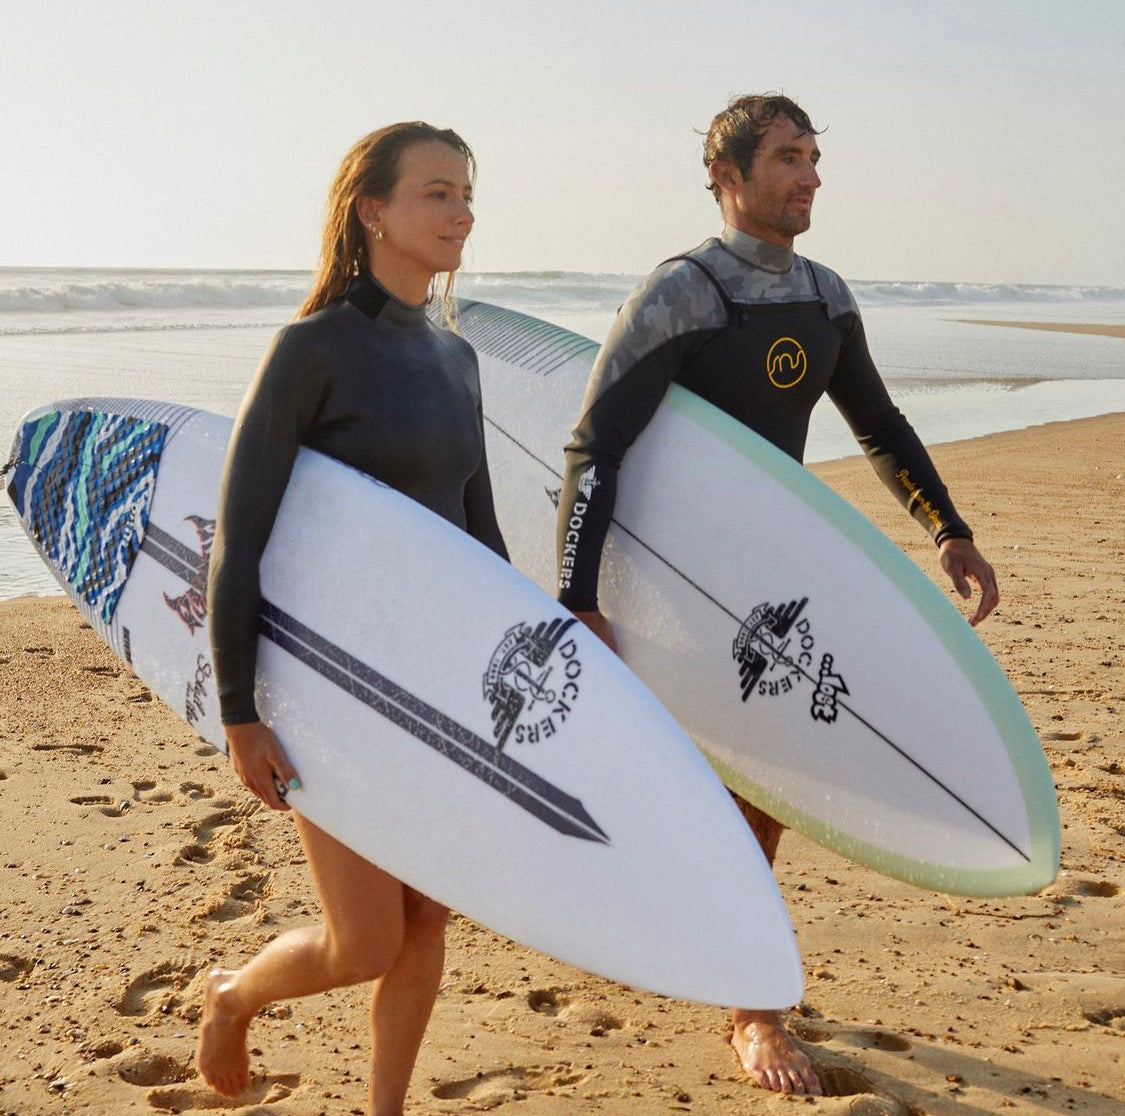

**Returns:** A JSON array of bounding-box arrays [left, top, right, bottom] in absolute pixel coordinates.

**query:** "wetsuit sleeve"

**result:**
[[827, 312, 973, 545], [463, 403, 509, 561], [556, 265, 718, 610], [207, 326, 326, 724]]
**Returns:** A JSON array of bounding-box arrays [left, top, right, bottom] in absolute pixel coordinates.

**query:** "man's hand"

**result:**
[[938, 537, 999, 626], [224, 721, 301, 811], [573, 609, 618, 653]]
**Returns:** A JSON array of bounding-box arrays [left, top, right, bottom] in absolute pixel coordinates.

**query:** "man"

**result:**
[[554, 94, 999, 1096]]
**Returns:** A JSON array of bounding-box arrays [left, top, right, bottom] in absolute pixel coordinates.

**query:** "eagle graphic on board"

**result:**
[[732, 598, 809, 702], [483, 617, 578, 750]]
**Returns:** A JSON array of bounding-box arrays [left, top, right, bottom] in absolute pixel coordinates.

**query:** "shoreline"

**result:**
[[1, 414, 1122, 1114], [955, 319, 1125, 338]]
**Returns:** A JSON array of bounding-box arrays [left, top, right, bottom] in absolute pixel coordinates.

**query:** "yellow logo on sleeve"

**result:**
[[766, 336, 808, 388]]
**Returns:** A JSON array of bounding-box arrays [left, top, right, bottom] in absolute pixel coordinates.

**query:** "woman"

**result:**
[[198, 122, 507, 1115]]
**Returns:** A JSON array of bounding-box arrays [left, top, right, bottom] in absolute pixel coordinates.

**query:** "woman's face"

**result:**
[[364, 140, 474, 294]]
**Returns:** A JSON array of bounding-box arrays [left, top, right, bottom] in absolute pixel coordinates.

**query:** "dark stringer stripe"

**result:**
[[140, 519, 608, 843]]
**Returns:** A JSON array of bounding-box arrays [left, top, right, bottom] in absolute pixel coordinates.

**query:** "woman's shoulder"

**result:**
[[429, 314, 479, 366], [269, 299, 359, 360]]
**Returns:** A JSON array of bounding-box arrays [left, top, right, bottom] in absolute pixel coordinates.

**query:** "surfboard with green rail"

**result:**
[[457, 298, 1060, 897]]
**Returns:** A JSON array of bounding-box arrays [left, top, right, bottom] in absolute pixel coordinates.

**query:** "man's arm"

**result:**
[[556, 262, 719, 616], [824, 304, 999, 624]]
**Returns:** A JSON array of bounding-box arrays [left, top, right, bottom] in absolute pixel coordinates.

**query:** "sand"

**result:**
[[0, 413, 1121, 1116], [955, 320, 1125, 339]]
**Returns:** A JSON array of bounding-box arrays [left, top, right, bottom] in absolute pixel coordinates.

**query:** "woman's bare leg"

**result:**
[[197, 815, 428, 1100], [368, 887, 448, 1116]]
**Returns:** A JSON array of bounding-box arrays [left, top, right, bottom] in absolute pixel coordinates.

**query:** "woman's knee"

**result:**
[[322, 924, 404, 986]]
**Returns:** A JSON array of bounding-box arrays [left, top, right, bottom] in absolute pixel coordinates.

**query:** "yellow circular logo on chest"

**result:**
[[766, 337, 808, 389]]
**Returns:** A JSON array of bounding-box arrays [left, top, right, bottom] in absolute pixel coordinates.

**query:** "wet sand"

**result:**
[[0, 412, 1121, 1115], [955, 320, 1125, 338]]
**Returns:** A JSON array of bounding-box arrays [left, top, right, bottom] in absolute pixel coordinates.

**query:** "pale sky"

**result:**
[[3, 0, 1123, 285]]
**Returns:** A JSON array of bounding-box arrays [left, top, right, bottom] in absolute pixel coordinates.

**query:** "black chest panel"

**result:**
[[672, 256, 843, 461]]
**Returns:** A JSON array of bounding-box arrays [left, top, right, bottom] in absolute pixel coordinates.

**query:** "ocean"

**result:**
[[2, 266, 1123, 602]]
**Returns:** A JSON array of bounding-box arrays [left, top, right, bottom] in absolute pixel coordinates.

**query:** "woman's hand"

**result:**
[[224, 721, 301, 811]]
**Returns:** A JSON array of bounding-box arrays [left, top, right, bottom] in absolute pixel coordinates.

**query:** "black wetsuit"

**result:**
[[556, 227, 972, 610], [208, 272, 508, 725]]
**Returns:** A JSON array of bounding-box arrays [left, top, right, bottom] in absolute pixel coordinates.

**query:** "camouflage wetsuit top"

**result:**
[[556, 226, 972, 611], [208, 271, 508, 725]]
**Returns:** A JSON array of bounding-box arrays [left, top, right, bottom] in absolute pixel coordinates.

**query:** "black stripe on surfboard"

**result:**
[[258, 603, 609, 844], [479, 414, 1032, 865], [142, 523, 206, 590], [140, 520, 609, 844]]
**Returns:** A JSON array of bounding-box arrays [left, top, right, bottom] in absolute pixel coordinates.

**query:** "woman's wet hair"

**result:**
[[299, 122, 475, 322], [703, 94, 821, 201]]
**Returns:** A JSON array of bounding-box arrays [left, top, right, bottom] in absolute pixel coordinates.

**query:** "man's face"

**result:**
[[711, 116, 822, 247]]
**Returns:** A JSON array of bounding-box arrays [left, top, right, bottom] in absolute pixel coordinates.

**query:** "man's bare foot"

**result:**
[[196, 969, 253, 1097], [730, 1009, 822, 1095]]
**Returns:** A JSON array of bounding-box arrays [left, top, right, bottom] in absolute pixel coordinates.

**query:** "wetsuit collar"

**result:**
[[720, 226, 795, 275], [345, 271, 429, 330]]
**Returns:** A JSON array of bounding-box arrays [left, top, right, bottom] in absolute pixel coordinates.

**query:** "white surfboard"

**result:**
[[5, 397, 802, 1009], [451, 299, 1060, 898]]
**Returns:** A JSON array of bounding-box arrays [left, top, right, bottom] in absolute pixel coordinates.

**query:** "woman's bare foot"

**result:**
[[730, 1009, 822, 1095], [196, 969, 253, 1097]]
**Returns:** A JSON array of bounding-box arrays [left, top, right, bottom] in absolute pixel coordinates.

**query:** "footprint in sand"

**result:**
[[117, 960, 200, 1018], [817, 1065, 885, 1099], [195, 873, 270, 923], [556, 1002, 624, 1037], [180, 781, 215, 801], [835, 1029, 914, 1053], [144, 1075, 300, 1111], [33, 741, 103, 756], [132, 780, 176, 804], [784, 1023, 914, 1111], [527, 987, 569, 1015], [175, 802, 247, 867], [789, 1020, 833, 1043], [83, 664, 119, 677], [79, 1039, 125, 1063], [69, 794, 131, 817], [1045, 875, 1120, 901], [1069, 878, 1118, 898], [194, 804, 248, 841], [112, 1048, 194, 1087], [842, 1098, 914, 1116], [0, 952, 35, 983], [1073, 974, 1125, 1027], [176, 843, 214, 866], [432, 1065, 587, 1107]]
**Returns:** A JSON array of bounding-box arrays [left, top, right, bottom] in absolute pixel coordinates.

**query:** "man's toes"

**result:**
[[797, 1060, 822, 1095], [787, 1068, 811, 1095], [766, 1068, 790, 1094]]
